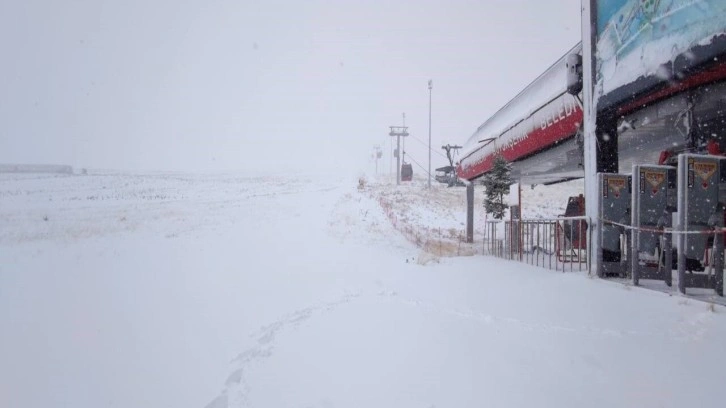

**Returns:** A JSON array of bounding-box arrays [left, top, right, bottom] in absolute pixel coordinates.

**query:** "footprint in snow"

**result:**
[[205, 293, 360, 408]]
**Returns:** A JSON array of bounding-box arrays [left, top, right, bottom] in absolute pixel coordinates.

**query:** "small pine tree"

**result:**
[[482, 154, 513, 219]]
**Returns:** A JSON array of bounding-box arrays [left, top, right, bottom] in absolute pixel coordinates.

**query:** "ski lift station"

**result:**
[[457, 0, 726, 297]]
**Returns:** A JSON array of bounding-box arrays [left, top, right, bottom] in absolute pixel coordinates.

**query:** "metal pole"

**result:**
[[715, 228, 724, 296], [664, 228, 673, 287], [582, 0, 600, 277], [466, 183, 474, 243], [677, 154, 687, 294], [518, 182, 522, 214], [632, 168, 640, 285], [428, 80, 432, 189], [518, 182, 522, 260]]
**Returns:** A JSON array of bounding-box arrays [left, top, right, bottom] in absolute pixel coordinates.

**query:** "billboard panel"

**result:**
[[595, 0, 726, 109]]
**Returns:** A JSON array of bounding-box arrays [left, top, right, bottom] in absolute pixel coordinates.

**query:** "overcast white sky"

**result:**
[[0, 0, 580, 174]]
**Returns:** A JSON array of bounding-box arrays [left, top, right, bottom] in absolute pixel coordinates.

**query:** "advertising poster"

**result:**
[[595, 0, 726, 98]]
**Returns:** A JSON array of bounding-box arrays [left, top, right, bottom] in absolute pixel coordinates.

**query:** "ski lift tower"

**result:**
[[389, 125, 409, 185], [442, 144, 463, 168]]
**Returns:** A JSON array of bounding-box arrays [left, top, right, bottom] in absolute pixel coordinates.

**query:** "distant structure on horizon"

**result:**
[[0, 164, 73, 174]]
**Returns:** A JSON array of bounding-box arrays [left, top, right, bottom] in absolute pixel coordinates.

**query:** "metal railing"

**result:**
[[483, 216, 591, 272]]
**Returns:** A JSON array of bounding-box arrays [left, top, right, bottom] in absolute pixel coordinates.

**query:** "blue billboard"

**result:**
[[595, 0, 726, 101]]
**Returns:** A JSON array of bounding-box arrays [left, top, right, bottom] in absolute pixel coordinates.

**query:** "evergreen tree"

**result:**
[[482, 154, 513, 219]]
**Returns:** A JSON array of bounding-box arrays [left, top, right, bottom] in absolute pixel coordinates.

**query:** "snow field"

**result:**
[[1, 172, 725, 408]]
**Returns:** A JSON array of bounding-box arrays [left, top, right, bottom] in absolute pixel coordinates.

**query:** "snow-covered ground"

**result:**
[[363, 174, 584, 258], [2, 171, 725, 408]]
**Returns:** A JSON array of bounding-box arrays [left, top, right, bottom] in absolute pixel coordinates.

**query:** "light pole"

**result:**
[[428, 80, 433, 189]]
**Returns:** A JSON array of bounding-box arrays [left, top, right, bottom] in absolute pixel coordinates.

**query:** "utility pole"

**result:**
[[389, 125, 409, 185], [428, 80, 433, 188]]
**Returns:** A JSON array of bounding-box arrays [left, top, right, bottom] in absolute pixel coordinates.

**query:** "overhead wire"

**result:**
[[407, 134, 449, 160], [403, 151, 433, 178]]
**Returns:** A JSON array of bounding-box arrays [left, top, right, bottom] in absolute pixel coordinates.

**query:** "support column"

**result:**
[[388, 125, 409, 186], [396, 135, 401, 185], [466, 183, 474, 243]]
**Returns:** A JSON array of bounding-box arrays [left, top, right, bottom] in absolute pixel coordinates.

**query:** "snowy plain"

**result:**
[[1, 171, 725, 408]]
